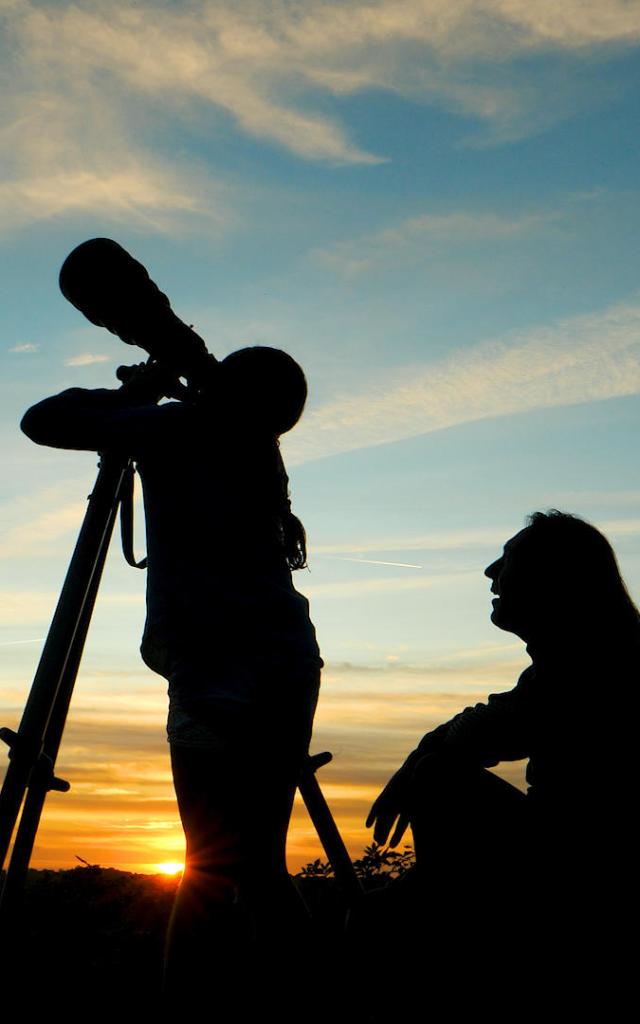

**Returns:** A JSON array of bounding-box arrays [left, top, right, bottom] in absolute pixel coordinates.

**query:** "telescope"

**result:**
[[59, 239, 307, 433], [59, 237, 218, 397], [0, 240, 360, 939]]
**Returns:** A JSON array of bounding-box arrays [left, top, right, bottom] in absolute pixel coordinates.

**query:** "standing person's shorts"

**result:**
[[166, 654, 321, 755]]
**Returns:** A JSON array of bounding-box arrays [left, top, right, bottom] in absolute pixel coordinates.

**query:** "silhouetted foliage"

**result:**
[[299, 842, 415, 886]]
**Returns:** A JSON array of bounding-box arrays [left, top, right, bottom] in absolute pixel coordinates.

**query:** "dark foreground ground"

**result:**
[[2, 843, 630, 1020], [1, 845, 414, 1010]]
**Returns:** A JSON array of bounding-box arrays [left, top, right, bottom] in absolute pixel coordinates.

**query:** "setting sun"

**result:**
[[156, 862, 184, 876]]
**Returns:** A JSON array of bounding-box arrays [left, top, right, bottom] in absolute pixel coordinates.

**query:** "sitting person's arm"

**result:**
[[366, 668, 534, 846], [416, 675, 533, 767]]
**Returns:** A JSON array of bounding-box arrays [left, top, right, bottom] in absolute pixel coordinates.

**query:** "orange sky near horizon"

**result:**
[[3, 657, 529, 876]]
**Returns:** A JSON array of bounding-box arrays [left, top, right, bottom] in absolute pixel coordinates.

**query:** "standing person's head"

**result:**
[[211, 346, 309, 570], [484, 511, 640, 646], [218, 346, 307, 436]]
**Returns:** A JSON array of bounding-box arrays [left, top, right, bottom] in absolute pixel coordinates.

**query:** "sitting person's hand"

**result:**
[[366, 758, 417, 847]]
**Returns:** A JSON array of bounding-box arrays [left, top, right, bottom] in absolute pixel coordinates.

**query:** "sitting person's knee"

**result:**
[[410, 751, 469, 791]]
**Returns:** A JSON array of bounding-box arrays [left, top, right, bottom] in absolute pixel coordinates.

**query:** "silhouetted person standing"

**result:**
[[365, 511, 638, 1017], [21, 346, 322, 1017]]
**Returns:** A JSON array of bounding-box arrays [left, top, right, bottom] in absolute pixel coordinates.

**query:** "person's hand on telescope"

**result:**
[[116, 360, 190, 404], [366, 758, 417, 848]]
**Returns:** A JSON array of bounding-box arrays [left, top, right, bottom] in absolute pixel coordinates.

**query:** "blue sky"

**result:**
[[1, 0, 640, 871]]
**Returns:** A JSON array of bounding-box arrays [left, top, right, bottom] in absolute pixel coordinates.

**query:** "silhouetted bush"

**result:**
[[299, 842, 415, 886]]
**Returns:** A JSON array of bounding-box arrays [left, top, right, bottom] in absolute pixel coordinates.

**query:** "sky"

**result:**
[[1, 0, 640, 874]]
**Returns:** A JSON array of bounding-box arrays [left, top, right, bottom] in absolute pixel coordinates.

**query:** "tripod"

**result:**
[[0, 412, 359, 931], [0, 451, 131, 926]]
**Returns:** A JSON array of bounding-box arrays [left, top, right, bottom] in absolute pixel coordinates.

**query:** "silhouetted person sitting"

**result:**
[[21, 347, 323, 1018], [364, 511, 638, 1016]]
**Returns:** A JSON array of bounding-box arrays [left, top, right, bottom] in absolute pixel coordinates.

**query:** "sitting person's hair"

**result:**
[[526, 509, 640, 638]]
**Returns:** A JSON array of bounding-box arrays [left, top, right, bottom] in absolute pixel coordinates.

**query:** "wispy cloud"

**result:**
[[283, 300, 640, 464], [485, 1, 640, 48], [281, 1, 640, 57], [1, 1, 639, 233], [315, 209, 555, 277], [65, 353, 111, 367], [0, 478, 143, 564], [600, 518, 640, 539], [301, 568, 476, 600], [0, 590, 58, 626], [541, 489, 640, 509], [0, 481, 90, 560], [0, 165, 223, 237], [8, 342, 38, 353], [312, 525, 512, 555], [0, 504, 86, 560], [0, 588, 145, 625], [7, 1, 382, 164]]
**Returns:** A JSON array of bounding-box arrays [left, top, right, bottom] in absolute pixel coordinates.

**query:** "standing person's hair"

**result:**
[[209, 346, 309, 570], [274, 445, 307, 570]]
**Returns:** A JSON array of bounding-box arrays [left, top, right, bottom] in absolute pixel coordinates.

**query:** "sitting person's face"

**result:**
[[484, 528, 545, 641]]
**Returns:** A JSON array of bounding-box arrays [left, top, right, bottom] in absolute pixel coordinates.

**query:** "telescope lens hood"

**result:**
[[59, 237, 210, 377], [59, 237, 172, 337]]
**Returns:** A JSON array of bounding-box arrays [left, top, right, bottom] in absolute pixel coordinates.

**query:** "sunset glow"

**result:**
[[1, 0, 640, 878], [156, 862, 184, 877]]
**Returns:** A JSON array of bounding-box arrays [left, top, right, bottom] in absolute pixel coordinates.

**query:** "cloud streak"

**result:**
[[0, 164, 224, 237], [312, 525, 512, 555], [0, 482, 89, 561], [1, 1, 639, 232], [64, 353, 111, 367], [283, 300, 640, 464], [315, 208, 556, 277], [302, 568, 476, 600]]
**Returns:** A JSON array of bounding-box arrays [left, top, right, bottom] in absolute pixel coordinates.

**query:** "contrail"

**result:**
[[319, 556, 423, 569], [0, 638, 45, 646]]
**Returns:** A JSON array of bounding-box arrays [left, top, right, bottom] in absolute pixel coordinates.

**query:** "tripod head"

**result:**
[[59, 238, 217, 396]]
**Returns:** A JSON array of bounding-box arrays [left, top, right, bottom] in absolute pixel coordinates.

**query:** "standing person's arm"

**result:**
[[21, 383, 193, 456]]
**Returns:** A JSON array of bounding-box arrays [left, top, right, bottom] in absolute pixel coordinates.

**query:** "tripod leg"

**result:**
[[0, 455, 129, 881], [298, 756, 362, 900], [0, 477, 119, 927]]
